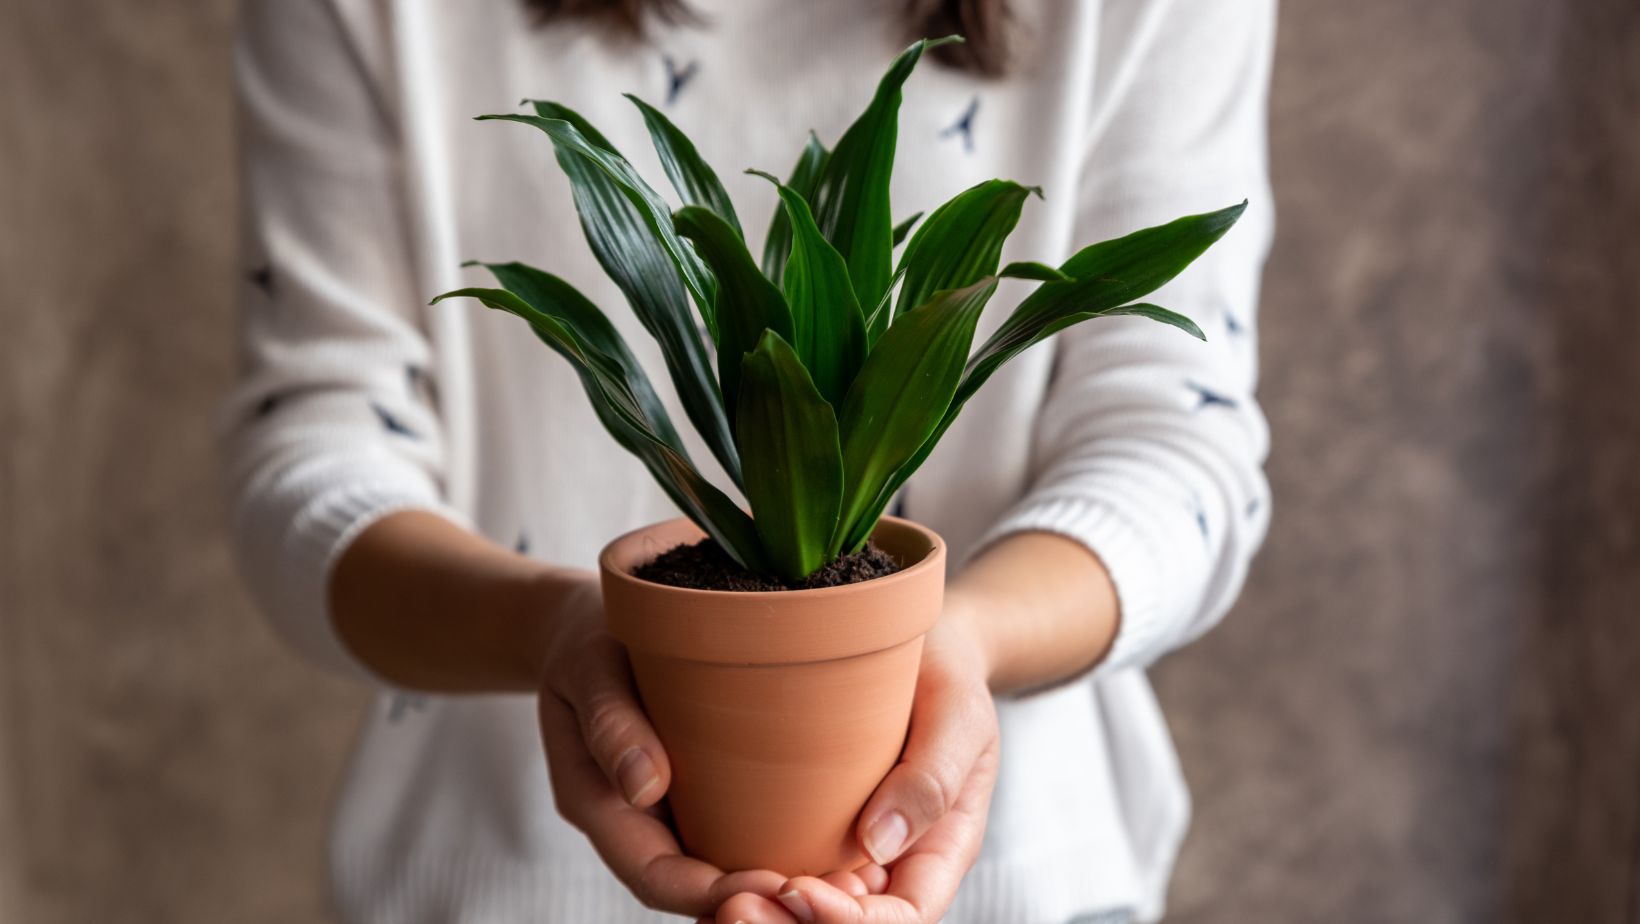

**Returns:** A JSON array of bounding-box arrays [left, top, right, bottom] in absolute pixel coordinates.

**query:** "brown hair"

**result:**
[[521, 0, 1013, 77]]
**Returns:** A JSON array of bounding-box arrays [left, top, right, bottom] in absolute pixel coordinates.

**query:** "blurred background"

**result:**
[[3, 1, 1638, 922]]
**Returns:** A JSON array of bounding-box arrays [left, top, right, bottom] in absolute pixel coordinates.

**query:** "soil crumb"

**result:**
[[632, 538, 902, 591]]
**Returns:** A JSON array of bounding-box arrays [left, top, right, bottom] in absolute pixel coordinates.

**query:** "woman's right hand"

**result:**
[[532, 574, 794, 918]]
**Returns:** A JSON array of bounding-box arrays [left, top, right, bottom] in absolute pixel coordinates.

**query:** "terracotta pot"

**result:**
[[599, 515, 946, 877]]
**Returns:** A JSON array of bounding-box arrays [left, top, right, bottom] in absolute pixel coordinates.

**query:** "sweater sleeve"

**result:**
[[218, 0, 463, 679], [978, 0, 1276, 674]]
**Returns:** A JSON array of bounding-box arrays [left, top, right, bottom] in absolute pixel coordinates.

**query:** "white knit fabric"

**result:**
[[220, 1, 1275, 920]]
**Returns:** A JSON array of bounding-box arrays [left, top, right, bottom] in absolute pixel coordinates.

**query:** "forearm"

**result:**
[[945, 531, 1120, 695], [328, 509, 587, 692]]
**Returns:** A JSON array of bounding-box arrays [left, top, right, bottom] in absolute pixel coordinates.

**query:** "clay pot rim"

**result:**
[[598, 514, 945, 600], [599, 516, 947, 665]]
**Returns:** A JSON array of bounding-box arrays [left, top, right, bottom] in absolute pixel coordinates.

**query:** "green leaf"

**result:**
[[978, 201, 1242, 366], [736, 331, 844, 582], [491, 106, 742, 487], [674, 205, 794, 433], [841, 203, 1244, 549], [895, 179, 1039, 328], [892, 212, 924, 247], [748, 170, 867, 407], [482, 109, 719, 335], [433, 284, 765, 570], [810, 37, 958, 321], [998, 260, 1072, 283], [624, 93, 743, 238], [831, 277, 997, 553], [761, 132, 828, 283], [862, 263, 909, 339], [1100, 302, 1206, 339], [448, 268, 682, 451]]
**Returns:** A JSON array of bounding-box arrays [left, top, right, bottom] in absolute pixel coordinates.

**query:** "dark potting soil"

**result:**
[[633, 538, 902, 591]]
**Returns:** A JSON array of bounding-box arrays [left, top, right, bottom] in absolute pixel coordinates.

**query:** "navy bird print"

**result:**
[[515, 532, 531, 555], [941, 95, 980, 154], [1224, 311, 1246, 336], [663, 55, 699, 105], [1185, 381, 1238, 411], [371, 402, 420, 439], [255, 394, 282, 419], [1192, 498, 1210, 542]]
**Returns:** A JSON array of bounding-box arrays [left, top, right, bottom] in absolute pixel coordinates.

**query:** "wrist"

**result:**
[[521, 566, 602, 687], [936, 587, 1003, 690]]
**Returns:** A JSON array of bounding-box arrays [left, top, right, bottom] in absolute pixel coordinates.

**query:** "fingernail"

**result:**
[[615, 748, 658, 805], [864, 810, 909, 864], [777, 890, 814, 922]]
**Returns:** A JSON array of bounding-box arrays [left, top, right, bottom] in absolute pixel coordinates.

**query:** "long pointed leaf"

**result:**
[[464, 261, 680, 449], [482, 110, 719, 334], [975, 201, 1242, 369], [761, 132, 828, 282], [810, 36, 959, 323], [519, 102, 741, 488], [892, 212, 924, 248], [895, 179, 1038, 324], [674, 206, 794, 434], [433, 286, 764, 569], [624, 93, 743, 238], [842, 203, 1243, 549], [862, 263, 908, 339], [1101, 302, 1206, 338], [736, 331, 844, 582], [831, 277, 997, 553], [998, 260, 1072, 283], [748, 169, 867, 407]]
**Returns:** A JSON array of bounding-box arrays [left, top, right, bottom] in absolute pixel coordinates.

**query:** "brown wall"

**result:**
[[3, 2, 1637, 922], [1, 3, 365, 922]]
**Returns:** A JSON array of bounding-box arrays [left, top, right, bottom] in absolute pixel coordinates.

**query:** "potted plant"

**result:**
[[435, 36, 1243, 876]]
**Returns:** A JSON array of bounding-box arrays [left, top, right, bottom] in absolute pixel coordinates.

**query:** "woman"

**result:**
[[222, 1, 1274, 921]]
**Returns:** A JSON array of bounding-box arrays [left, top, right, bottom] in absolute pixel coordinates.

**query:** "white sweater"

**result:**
[[222, 1, 1274, 921]]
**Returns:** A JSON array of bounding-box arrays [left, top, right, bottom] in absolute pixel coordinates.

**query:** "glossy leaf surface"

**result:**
[[674, 206, 794, 433], [750, 170, 867, 407], [760, 132, 828, 283], [433, 282, 764, 569], [736, 331, 844, 581], [625, 93, 743, 238], [831, 277, 997, 553]]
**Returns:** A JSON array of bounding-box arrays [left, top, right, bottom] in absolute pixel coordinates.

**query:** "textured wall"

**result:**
[[2, 2, 1637, 923], [0, 3, 368, 923], [1154, 2, 1640, 923]]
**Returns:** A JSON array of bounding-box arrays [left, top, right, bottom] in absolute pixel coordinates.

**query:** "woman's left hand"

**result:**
[[709, 612, 1001, 924]]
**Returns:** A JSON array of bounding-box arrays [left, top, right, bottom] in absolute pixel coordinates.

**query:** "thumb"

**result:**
[[562, 636, 672, 808], [855, 671, 991, 865]]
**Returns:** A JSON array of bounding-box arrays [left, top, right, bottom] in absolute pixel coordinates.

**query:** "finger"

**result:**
[[852, 864, 889, 895], [855, 669, 991, 865], [563, 635, 671, 808], [868, 744, 1000, 923], [786, 745, 1001, 924], [715, 891, 799, 924], [819, 870, 871, 898], [779, 875, 907, 924], [541, 694, 783, 915]]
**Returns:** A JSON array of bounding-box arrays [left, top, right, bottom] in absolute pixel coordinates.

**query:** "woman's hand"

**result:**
[[533, 574, 791, 917], [711, 611, 1002, 924]]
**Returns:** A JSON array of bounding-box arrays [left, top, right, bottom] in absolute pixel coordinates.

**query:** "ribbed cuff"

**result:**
[[245, 458, 468, 682], [976, 494, 1185, 675]]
